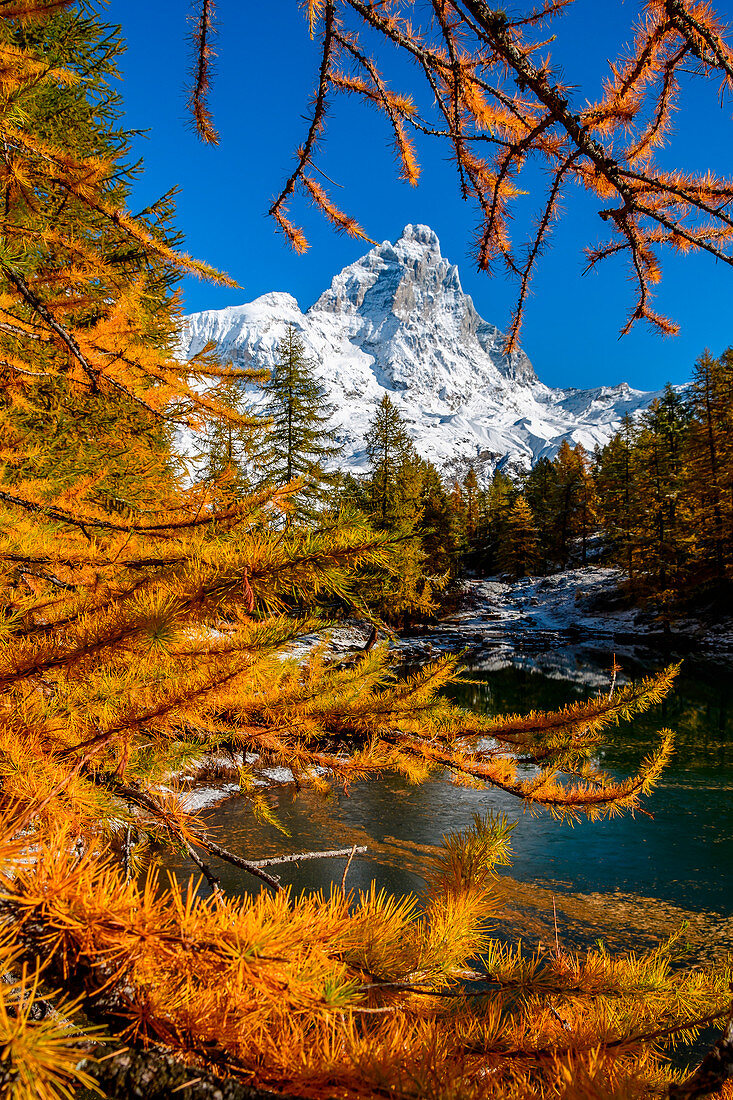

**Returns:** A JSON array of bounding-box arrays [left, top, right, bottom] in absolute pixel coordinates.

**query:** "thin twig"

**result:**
[[340, 845, 358, 894], [183, 839, 224, 903], [122, 826, 133, 882], [608, 653, 619, 701], [198, 838, 283, 892]]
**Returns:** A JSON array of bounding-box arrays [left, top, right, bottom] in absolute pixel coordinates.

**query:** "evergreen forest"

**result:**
[[0, 3, 732, 1100], [214, 341, 733, 627]]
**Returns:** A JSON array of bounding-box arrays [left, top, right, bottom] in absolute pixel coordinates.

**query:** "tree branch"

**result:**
[[78, 1045, 305, 1100], [668, 1015, 733, 1100]]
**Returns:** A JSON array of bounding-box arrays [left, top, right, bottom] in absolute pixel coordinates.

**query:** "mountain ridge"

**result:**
[[179, 224, 657, 474]]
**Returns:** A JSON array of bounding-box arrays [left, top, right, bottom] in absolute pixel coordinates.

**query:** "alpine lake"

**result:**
[[163, 639, 733, 966]]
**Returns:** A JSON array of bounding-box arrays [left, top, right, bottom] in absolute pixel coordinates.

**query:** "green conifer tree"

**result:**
[[481, 468, 516, 572], [633, 386, 691, 600], [258, 324, 340, 522], [573, 443, 599, 566], [358, 396, 439, 620], [421, 460, 463, 575], [595, 417, 640, 587], [548, 441, 598, 566], [524, 456, 559, 570], [463, 467, 479, 541], [595, 360, 733, 604], [364, 393, 413, 526], [198, 380, 266, 504], [685, 350, 733, 584], [498, 495, 539, 579]]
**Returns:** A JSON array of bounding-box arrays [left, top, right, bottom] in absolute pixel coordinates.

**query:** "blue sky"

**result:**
[[106, 0, 733, 392]]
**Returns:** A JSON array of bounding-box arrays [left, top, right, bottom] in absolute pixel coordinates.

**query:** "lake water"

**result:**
[[167, 650, 733, 961]]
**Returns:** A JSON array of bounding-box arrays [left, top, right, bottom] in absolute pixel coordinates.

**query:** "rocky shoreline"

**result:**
[[399, 567, 733, 676], [312, 566, 733, 679]]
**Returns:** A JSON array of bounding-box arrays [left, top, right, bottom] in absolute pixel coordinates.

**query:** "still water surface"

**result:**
[[168, 652, 733, 958]]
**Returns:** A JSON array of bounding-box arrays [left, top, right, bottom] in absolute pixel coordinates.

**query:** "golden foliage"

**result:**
[[0, 5, 728, 1099], [0, 813, 730, 1099]]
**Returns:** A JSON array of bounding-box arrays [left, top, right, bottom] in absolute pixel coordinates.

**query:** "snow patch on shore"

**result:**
[[183, 783, 242, 811], [393, 568, 733, 681], [165, 569, 733, 805]]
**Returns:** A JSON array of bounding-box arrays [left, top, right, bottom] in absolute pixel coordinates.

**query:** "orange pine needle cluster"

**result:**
[[266, 0, 733, 349]]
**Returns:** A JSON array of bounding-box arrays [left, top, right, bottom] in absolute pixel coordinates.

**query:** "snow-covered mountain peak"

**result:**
[[399, 222, 441, 248], [310, 224, 536, 396], [312, 222, 450, 320], [179, 226, 656, 475]]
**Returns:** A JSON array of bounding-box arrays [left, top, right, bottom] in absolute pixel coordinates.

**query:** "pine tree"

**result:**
[[548, 441, 598, 566], [718, 347, 733, 568], [359, 398, 440, 621], [633, 386, 691, 601], [463, 466, 479, 541], [573, 443, 599, 566], [524, 456, 559, 570], [364, 392, 414, 526], [498, 495, 539, 579], [421, 459, 464, 575], [594, 366, 733, 605], [198, 379, 265, 504], [685, 350, 733, 585], [258, 324, 340, 522], [596, 417, 641, 588], [480, 467, 516, 572]]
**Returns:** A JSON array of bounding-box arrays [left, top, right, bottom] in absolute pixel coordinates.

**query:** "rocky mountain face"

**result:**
[[179, 224, 656, 474]]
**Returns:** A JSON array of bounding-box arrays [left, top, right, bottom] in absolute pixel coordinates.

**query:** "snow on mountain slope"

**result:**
[[179, 224, 657, 473]]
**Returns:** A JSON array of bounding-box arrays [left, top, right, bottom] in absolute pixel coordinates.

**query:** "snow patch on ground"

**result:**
[[182, 783, 242, 811], [393, 568, 733, 682], [279, 568, 733, 684]]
